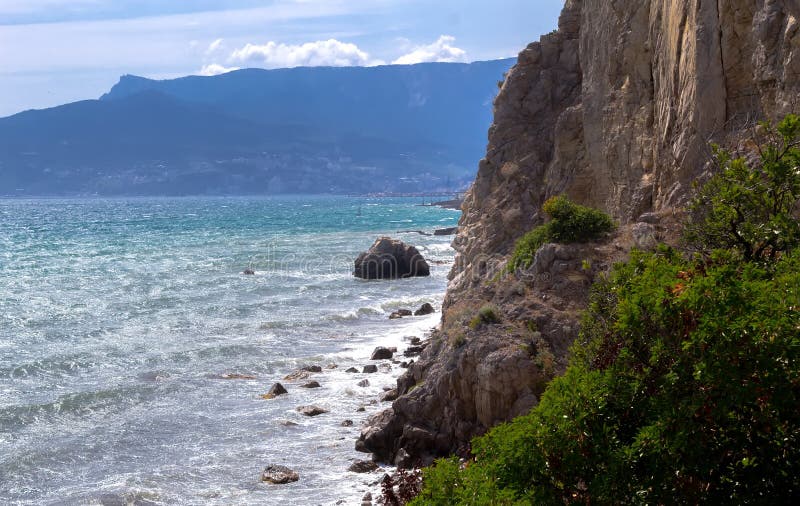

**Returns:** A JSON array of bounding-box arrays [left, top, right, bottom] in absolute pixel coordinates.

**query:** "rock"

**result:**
[[341, 419, 354, 427], [433, 227, 458, 236], [362, 492, 373, 506], [414, 303, 435, 316], [632, 222, 658, 250], [243, 268, 255, 275], [389, 309, 413, 319], [357, 379, 370, 387], [363, 365, 378, 374], [356, 406, 366, 412], [403, 346, 425, 357], [220, 373, 256, 380], [280, 420, 298, 427], [300, 381, 321, 389], [399, 361, 410, 369], [345, 367, 359, 373], [381, 389, 399, 402], [409, 337, 422, 345], [283, 370, 309, 381], [370, 347, 394, 360], [296, 405, 328, 417], [302, 365, 322, 373], [326, 363, 338, 369], [353, 237, 430, 279], [261, 382, 288, 399], [348, 460, 379, 473], [261, 464, 299, 484]]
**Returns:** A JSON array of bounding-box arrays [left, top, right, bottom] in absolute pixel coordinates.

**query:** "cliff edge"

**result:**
[[359, 0, 800, 466]]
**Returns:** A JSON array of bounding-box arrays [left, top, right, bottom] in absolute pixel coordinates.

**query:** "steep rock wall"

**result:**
[[360, 0, 800, 466]]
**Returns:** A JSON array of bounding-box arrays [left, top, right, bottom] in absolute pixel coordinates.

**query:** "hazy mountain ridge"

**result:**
[[0, 59, 514, 196]]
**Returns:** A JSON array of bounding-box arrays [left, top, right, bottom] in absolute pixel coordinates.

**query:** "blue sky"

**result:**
[[0, 0, 564, 117]]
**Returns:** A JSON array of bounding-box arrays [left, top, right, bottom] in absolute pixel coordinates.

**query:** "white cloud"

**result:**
[[392, 35, 467, 65], [206, 38, 224, 55], [198, 63, 240, 76], [229, 39, 383, 68]]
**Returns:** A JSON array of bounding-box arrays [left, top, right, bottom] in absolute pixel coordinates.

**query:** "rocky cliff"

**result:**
[[359, 0, 800, 466]]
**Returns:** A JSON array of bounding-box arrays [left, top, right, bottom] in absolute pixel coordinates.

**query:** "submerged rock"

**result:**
[[219, 373, 256, 380], [300, 381, 321, 389], [243, 268, 256, 275], [261, 464, 299, 484], [433, 227, 458, 236], [297, 405, 329, 417], [357, 379, 370, 387], [354, 237, 430, 279]]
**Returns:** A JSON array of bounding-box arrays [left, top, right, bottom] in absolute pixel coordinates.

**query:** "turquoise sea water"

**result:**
[[0, 196, 459, 505]]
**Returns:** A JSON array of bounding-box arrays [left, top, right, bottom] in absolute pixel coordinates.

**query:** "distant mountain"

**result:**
[[0, 60, 514, 196]]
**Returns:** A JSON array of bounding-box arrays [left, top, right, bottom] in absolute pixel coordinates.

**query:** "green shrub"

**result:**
[[685, 114, 800, 262], [507, 196, 614, 272], [469, 304, 500, 329]]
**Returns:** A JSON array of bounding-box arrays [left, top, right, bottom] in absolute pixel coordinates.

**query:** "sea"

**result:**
[[0, 196, 459, 505]]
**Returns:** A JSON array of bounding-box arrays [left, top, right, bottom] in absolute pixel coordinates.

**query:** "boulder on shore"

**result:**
[[354, 237, 430, 280]]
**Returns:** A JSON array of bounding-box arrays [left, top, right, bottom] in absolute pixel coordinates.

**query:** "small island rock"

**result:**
[[354, 237, 430, 279]]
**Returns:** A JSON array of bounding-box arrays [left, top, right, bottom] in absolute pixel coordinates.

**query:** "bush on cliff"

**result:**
[[507, 196, 615, 272], [410, 116, 800, 505]]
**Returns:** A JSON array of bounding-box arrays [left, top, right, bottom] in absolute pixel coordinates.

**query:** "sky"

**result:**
[[0, 0, 564, 118]]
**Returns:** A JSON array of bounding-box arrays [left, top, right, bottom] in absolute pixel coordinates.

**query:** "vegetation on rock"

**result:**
[[507, 196, 615, 272], [410, 116, 800, 505]]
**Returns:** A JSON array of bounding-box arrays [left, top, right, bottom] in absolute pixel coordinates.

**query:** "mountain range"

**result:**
[[0, 59, 514, 196]]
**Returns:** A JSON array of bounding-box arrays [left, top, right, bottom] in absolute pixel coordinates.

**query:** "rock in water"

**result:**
[[414, 303, 435, 316], [371, 347, 394, 360], [261, 465, 299, 484], [297, 405, 328, 417], [353, 237, 430, 279], [389, 309, 413, 319], [300, 381, 321, 389], [261, 382, 288, 399], [363, 365, 378, 374], [348, 460, 379, 473]]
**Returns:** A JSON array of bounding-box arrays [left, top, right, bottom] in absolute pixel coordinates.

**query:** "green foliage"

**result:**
[[686, 114, 800, 262], [414, 248, 800, 504], [507, 196, 615, 272], [413, 116, 800, 504], [469, 304, 501, 329]]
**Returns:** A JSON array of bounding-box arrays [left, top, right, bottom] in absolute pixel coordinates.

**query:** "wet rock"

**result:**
[[220, 373, 256, 380], [354, 237, 430, 279], [300, 381, 321, 389], [302, 365, 323, 373], [356, 406, 366, 412], [371, 347, 394, 360], [326, 363, 338, 369], [409, 337, 422, 345], [260, 382, 288, 399], [243, 268, 255, 275], [296, 405, 328, 417], [434, 227, 458, 236], [283, 370, 310, 381], [389, 309, 413, 319], [349, 460, 379, 473], [261, 464, 299, 484], [399, 361, 410, 369], [403, 346, 425, 357], [414, 303, 435, 316], [363, 365, 378, 374], [345, 367, 359, 373], [362, 492, 373, 506], [357, 379, 370, 387], [341, 419, 354, 427], [381, 389, 399, 402], [280, 420, 298, 427]]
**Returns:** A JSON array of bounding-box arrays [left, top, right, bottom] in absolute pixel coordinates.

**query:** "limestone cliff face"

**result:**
[[359, 0, 800, 466]]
